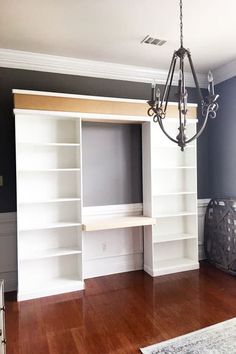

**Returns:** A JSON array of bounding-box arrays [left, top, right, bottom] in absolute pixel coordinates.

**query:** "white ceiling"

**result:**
[[0, 0, 235, 74]]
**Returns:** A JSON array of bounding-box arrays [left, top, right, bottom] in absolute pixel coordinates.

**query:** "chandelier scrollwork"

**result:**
[[147, 0, 219, 151]]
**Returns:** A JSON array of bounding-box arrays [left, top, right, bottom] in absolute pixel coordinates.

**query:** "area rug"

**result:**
[[140, 317, 236, 354]]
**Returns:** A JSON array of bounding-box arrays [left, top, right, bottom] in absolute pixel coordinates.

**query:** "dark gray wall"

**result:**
[[0, 67, 208, 212], [82, 122, 142, 206], [208, 76, 236, 198]]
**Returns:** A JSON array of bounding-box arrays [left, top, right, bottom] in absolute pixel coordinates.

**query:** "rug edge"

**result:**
[[140, 317, 236, 353]]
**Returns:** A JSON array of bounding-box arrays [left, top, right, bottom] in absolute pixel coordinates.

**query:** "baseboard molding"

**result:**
[[84, 253, 143, 279], [144, 262, 200, 277]]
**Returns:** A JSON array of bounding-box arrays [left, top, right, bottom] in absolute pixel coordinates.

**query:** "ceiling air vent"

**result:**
[[141, 35, 166, 46]]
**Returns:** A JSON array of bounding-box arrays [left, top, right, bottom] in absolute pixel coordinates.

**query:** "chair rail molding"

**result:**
[[0, 212, 17, 292], [0, 48, 208, 87]]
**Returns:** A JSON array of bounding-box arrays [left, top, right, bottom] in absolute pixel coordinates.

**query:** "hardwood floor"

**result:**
[[5, 261, 236, 354]]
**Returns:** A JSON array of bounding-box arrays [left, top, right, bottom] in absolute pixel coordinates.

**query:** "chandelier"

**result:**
[[147, 0, 219, 151]]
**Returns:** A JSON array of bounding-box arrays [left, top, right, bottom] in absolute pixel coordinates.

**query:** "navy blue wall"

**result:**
[[0, 67, 209, 212], [208, 76, 236, 198]]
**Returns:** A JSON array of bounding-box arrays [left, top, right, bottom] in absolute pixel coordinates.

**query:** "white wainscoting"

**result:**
[[0, 212, 17, 292], [198, 199, 210, 260], [0, 200, 209, 290]]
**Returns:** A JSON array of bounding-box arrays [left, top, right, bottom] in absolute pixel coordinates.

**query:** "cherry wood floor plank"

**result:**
[[5, 261, 236, 354]]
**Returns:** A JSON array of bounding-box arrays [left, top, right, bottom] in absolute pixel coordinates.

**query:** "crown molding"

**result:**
[[0, 48, 208, 88], [213, 59, 236, 85]]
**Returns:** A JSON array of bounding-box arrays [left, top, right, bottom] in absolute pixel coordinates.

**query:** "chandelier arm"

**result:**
[[178, 58, 183, 127], [161, 53, 177, 107], [180, 56, 187, 126], [187, 52, 204, 102], [185, 106, 211, 144], [157, 117, 179, 144], [163, 56, 178, 114], [181, 56, 186, 102]]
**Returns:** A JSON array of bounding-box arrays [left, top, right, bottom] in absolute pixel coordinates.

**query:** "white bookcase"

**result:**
[[142, 112, 199, 276], [15, 112, 84, 301], [13, 90, 199, 299]]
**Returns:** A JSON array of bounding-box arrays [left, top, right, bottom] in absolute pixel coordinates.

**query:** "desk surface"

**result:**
[[82, 216, 156, 232]]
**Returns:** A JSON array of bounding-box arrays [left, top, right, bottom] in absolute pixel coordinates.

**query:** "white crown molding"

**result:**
[[0, 48, 208, 88], [213, 59, 236, 85]]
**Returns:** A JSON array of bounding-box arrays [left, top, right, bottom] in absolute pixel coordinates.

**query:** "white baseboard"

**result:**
[[84, 253, 143, 279]]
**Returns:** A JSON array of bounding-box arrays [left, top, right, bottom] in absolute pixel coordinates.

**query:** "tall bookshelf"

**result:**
[[13, 90, 199, 299], [142, 109, 199, 276], [15, 112, 84, 301]]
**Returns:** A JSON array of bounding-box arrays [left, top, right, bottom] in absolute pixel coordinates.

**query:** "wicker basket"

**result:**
[[204, 198, 236, 275]]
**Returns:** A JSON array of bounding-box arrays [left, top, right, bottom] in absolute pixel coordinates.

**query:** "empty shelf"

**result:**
[[82, 216, 156, 232], [17, 142, 80, 146], [20, 247, 82, 261], [155, 211, 197, 218], [153, 145, 195, 149], [19, 222, 81, 232], [154, 191, 196, 196], [18, 168, 80, 172], [18, 198, 81, 204], [154, 166, 196, 170], [154, 233, 197, 243]]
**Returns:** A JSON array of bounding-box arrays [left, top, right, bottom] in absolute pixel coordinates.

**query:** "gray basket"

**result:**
[[204, 198, 236, 275]]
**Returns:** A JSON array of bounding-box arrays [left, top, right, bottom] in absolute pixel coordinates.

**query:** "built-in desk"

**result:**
[[82, 216, 156, 232]]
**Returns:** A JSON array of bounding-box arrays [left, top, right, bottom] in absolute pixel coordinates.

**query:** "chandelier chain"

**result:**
[[180, 0, 183, 47]]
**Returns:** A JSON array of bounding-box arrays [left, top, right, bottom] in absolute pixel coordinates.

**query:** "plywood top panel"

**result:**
[[13, 90, 197, 120]]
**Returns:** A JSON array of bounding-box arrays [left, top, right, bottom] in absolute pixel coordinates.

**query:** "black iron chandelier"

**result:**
[[147, 0, 219, 151]]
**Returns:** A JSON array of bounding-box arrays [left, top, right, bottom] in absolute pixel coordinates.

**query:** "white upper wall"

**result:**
[[0, 0, 235, 74]]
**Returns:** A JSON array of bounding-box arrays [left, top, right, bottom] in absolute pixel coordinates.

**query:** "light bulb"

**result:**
[[208, 70, 213, 83]]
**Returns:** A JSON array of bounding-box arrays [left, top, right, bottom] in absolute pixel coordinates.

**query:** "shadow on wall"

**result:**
[[208, 76, 236, 198]]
